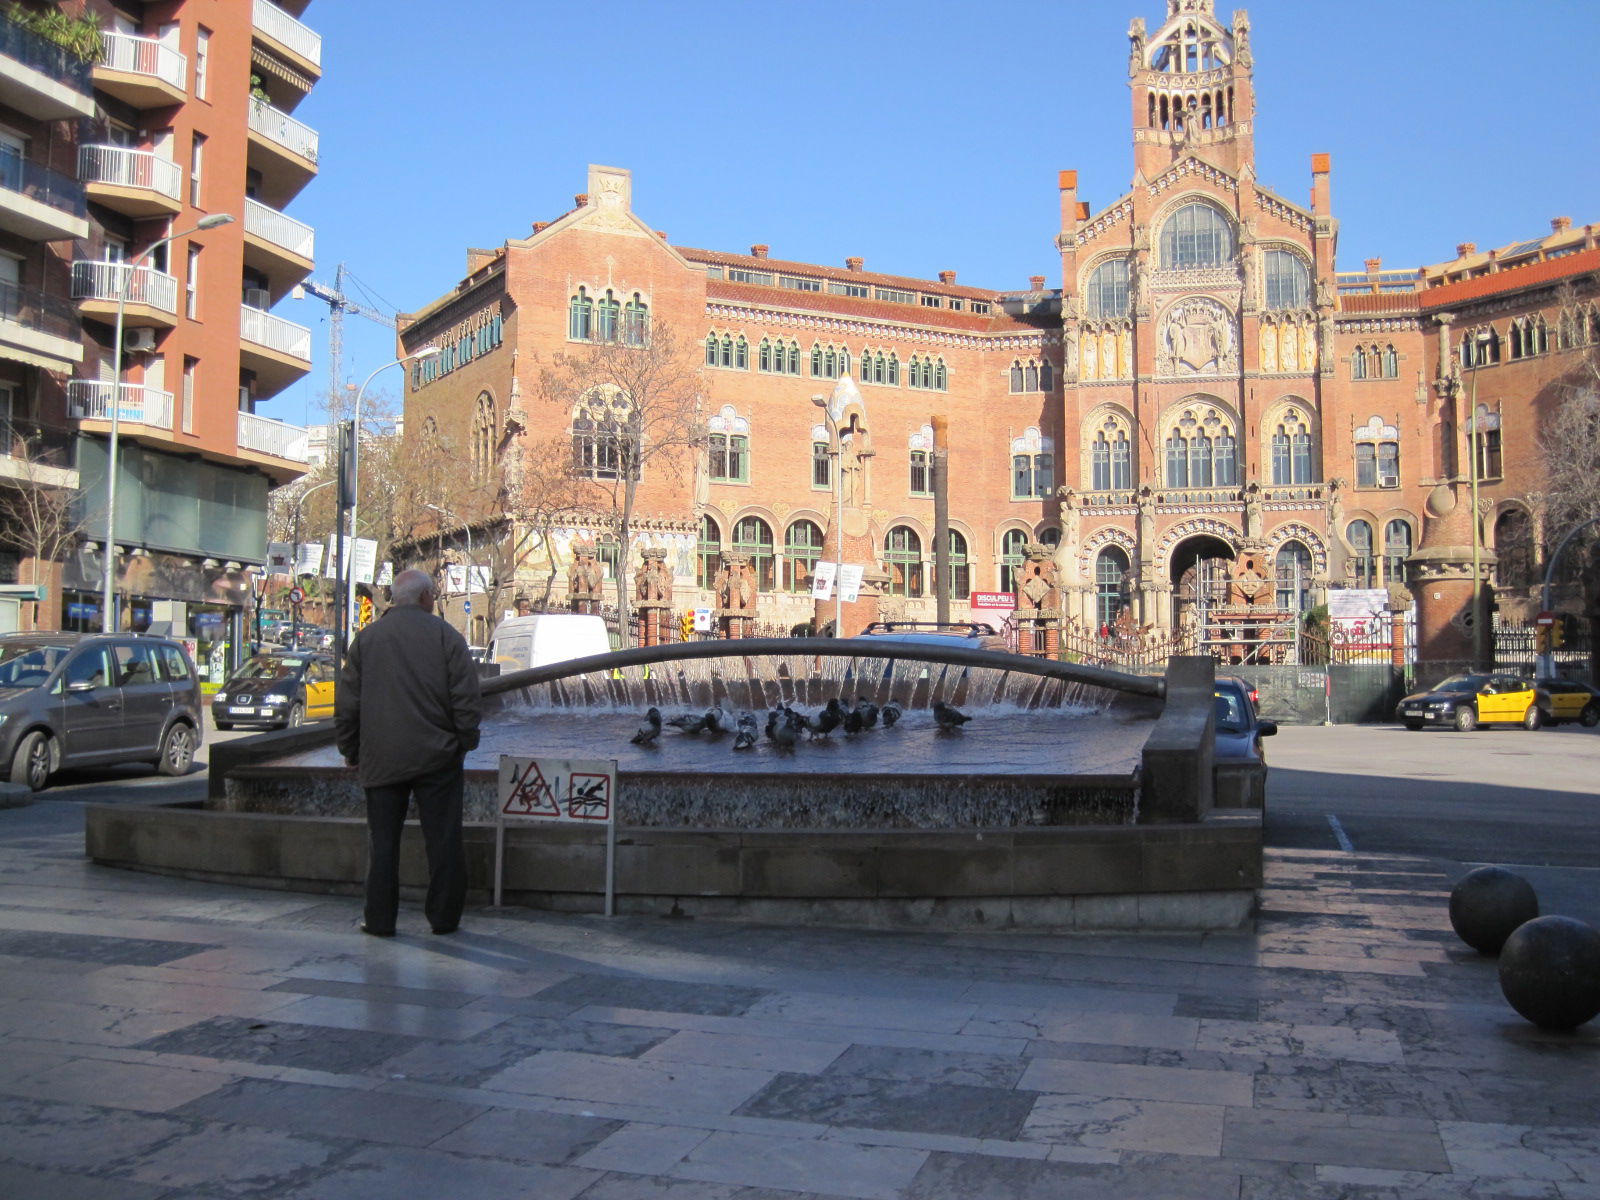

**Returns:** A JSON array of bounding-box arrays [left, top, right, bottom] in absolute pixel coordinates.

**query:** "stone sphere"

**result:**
[[1497, 916, 1600, 1030], [1449, 866, 1539, 955]]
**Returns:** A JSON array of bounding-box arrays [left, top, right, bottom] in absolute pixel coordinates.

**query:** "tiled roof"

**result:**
[[1421, 248, 1600, 310], [680, 246, 1002, 301], [703, 279, 1046, 336], [1338, 293, 1421, 316]]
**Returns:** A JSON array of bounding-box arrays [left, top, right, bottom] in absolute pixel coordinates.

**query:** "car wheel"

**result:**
[[1454, 706, 1478, 732], [9, 730, 52, 791], [285, 703, 304, 730], [156, 723, 195, 776], [1403, 720, 1424, 731], [1582, 704, 1600, 729], [1523, 705, 1544, 731]]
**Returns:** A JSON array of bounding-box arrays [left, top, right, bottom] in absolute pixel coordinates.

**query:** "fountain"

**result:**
[[86, 641, 1259, 931]]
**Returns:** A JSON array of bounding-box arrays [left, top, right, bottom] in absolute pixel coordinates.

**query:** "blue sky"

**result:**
[[273, 0, 1600, 428]]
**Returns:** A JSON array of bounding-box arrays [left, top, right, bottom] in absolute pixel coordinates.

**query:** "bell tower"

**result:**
[[1129, 1, 1256, 180]]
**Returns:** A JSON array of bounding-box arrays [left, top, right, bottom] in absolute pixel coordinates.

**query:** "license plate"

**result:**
[[1403, 708, 1421, 716], [228, 706, 256, 716]]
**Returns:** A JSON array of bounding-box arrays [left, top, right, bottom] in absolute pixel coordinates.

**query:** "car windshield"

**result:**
[[1214, 690, 1248, 732], [1435, 675, 1487, 694], [233, 657, 304, 682], [0, 644, 71, 685]]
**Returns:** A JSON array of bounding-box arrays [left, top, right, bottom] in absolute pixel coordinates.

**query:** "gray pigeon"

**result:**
[[811, 698, 843, 738], [856, 696, 880, 730], [770, 710, 799, 750], [704, 702, 734, 734], [842, 705, 864, 735], [881, 698, 903, 728], [733, 711, 758, 750], [666, 712, 709, 735], [630, 706, 662, 745], [932, 700, 970, 731]]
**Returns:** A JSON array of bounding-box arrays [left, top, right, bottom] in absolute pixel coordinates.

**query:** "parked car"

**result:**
[[487, 614, 612, 674], [1534, 678, 1600, 728], [1213, 675, 1277, 808], [850, 621, 1008, 652], [1396, 673, 1548, 731], [211, 651, 336, 730], [0, 631, 204, 791]]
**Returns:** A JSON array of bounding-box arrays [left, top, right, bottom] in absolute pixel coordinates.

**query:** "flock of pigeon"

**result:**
[[629, 697, 970, 750]]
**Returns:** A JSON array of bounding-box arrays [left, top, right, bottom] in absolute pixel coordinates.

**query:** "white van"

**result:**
[[487, 614, 612, 675]]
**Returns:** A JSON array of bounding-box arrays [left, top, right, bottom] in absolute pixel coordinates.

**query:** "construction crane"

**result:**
[[294, 262, 398, 401]]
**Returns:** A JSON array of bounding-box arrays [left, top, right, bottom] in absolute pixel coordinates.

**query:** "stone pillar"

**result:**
[[1411, 481, 1495, 668], [1386, 584, 1410, 668], [567, 543, 603, 616], [713, 552, 757, 639], [634, 547, 674, 647], [1012, 542, 1061, 658]]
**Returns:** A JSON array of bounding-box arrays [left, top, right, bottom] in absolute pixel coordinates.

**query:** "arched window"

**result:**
[[884, 526, 923, 597], [471, 391, 496, 479], [571, 389, 638, 480], [1159, 202, 1233, 269], [1090, 417, 1133, 491], [1262, 249, 1310, 310], [945, 530, 970, 601], [733, 516, 775, 591], [1383, 519, 1412, 586], [784, 520, 824, 593], [1010, 362, 1024, 392], [1085, 258, 1130, 320], [1472, 403, 1502, 480], [622, 293, 649, 346], [595, 289, 620, 342], [696, 515, 721, 590], [1275, 541, 1312, 612], [1348, 519, 1376, 588], [1494, 508, 1534, 589], [708, 406, 750, 483], [1351, 345, 1369, 380], [1095, 546, 1130, 630], [568, 287, 592, 341], [1380, 344, 1399, 378], [1164, 406, 1237, 488], [1000, 528, 1029, 593], [1270, 409, 1313, 485], [1354, 417, 1400, 489]]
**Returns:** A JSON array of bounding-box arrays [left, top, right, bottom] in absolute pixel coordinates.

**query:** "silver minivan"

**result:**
[[0, 632, 205, 791]]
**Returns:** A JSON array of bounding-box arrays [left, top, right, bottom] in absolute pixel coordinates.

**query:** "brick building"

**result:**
[[398, 0, 1597, 662], [0, 1, 317, 678]]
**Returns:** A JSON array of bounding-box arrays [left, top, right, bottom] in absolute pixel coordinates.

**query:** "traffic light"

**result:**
[[679, 611, 694, 641], [1560, 612, 1579, 648], [1535, 625, 1549, 656], [357, 594, 374, 629], [1551, 615, 1566, 650]]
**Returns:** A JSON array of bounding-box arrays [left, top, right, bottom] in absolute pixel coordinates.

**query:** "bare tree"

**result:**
[[539, 322, 705, 644], [1538, 351, 1600, 578], [503, 432, 588, 609], [0, 424, 84, 623]]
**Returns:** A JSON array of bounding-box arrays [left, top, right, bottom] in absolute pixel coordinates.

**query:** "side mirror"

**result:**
[[1258, 721, 1278, 737], [66, 680, 95, 694]]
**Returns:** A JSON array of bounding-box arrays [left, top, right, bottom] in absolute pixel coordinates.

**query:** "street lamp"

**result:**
[[811, 374, 859, 636], [291, 478, 334, 648], [100, 212, 234, 632], [1466, 329, 1492, 670], [424, 501, 474, 637]]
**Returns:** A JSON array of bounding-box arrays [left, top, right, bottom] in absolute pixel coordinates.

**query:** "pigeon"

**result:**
[[932, 700, 971, 732], [732, 711, 758, 750], [630, 706, 662, 745], [705, 702, 734, 735], [770, 710, 799, 750], [666, 712, 709, 734], [856, 696, 880, 730], [764, 708, 780, 739], [881, 698, 903, 729], [810, 698, 844, 738], [842, 705, 864, 735]]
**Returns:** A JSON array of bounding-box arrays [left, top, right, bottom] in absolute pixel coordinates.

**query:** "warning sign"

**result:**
[[497, 757, 616, 825]]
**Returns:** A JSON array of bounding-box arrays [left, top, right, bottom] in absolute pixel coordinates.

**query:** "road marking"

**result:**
[[1327, 814, 1354, 852]]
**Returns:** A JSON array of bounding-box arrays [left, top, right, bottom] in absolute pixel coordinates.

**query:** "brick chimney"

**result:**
[[1029, 275, 1046, 291], [1456, 242, 1476, 258], [938, 270, 957, 285], [750, 244, 769, 259], [845, 257, 864, 272], [1552, 216, 1572, 234], [656, 230, 667, 240]]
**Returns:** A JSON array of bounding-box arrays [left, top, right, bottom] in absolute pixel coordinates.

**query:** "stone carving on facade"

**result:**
[[1157, 296, 1237, 375], [634, 547, 673, 607], [1128, 18, 1146, 75], [713, 552, 758, 617], [1243, 481, 1263, 539]]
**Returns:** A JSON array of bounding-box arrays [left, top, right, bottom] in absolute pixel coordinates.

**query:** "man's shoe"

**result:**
[[358, 922, 395, 938], [429, 925, 459, 935]]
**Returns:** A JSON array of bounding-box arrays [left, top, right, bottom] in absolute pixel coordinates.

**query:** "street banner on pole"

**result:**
[[811, 561, 836, 600], [839, 564, 864, 603], [351, 538, 378, 586]]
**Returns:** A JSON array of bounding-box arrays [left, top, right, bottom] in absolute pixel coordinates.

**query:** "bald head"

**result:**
[[390, 568, 437, 610]]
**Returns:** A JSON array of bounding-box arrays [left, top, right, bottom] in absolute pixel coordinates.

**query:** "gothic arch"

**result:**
[[1266, 523, 1329, 576], [1080, 525, 1137, 577], [1156, 516, 1241, 575]]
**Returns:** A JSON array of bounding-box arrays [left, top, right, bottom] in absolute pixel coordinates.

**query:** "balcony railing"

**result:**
[[0, 13, 93, 93], [0, 419, 77, 470], [98, 32, 186, 91], [237, 410, 308, 462], [77, 144, 182, 201], [0, 278, 78, 341], [244, 196, 314, 259], [252, 0, 321, 68], [71, 260, 179, 313], [0, 150, 85, 215], [248, 99, 318, 163], [240, 304, 311, 360], [67, 380, 175, 430]]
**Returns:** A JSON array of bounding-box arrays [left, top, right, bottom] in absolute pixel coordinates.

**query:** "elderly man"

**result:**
[[336, 568, 482, 936]]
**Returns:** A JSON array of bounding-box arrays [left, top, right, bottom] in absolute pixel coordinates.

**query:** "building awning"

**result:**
[[252, 47, 314, 96]]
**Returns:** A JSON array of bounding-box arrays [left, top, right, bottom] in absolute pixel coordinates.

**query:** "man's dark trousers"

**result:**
[[363, 758, 467, 934]]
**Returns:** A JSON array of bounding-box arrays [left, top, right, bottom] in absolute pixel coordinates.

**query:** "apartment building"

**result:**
[[0, 0, 317, 677]]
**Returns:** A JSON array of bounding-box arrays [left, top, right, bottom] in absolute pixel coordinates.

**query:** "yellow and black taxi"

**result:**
[[211, 651, 336, 731], [1397, 673, 1549, 732], [1535, 678, 1600, 728]]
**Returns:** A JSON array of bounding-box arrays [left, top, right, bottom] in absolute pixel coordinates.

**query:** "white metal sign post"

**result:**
[[495, 756, 618, 915]]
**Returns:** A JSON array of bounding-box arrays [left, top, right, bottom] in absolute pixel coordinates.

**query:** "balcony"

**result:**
[[240, 303, 311, 396], [71, 260, 179, 329], [78, 145, 182, 218], [0, 279, 82, 370], [94, 32, 186, 109], [67, 380, 175, 431], [0, 13, 95, 120], [0, 419, 78, 490], [252, 0, 321, 81], [0, 152, 87, 241], [247, 100, 318, 206], [242, 197, 314, 294], [237, 410, 308, 464]]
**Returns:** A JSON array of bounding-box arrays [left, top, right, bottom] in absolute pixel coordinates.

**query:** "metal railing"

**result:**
[[0, 151, 85, 215], [0, 13, 93, 92], [252, 0, 321, 68], [70, 260, 179, 312], [67, 380, 174, 429], [240, 303, 311, 360], [248, 99, 319, 163], [99, 32, 186, 91], [237, 410, 309, 461], [0, 278, 79, 340], [244, 197, 314, 259], [77, 144, 182, 201]]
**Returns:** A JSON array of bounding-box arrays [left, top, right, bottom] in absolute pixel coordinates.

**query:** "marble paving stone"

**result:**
[[1021, 1093, 1226, 1156], [573, 1122, 713, 1173], [264, 976, 485, 1009], [4, 1054, 232, 1113], [1019, 1054, 1254, 1106], [670, 1130, 927, 1200], [905, 1150, 1241, 1200], [172, 1077, 488, 1146], [966, 1010, 1201, 1051], [275, 1143, 598, 1200], [955, 979, 1180, 1016], [423, 1105, 622, 1165], [1314, 1165, 1577, 1198], [737, 1071, 1038, 1141], [1175, 993, 1261, 1021], [485, 1049, 775, 1114], [0, 1094, 189, 1172], [1222, 1108, 1450, 1172], [821, 1044, 1028, 1089], [373, 1014, 674, 1088], [0, 928, 216, 966], [1196, 1017, 1405, 1064], [566, 1177, 817, 1200], [0, 997, 202, 1049], [740, 992, 975, 1034], [0, 1161, 174, 1200], [1442, 1121, 1600, 1183], [260, 994, 511, 1040], [119, 1122, 349, 1196], [529, 973, 771, 1017], [642, 1029, 848, 1075], [1257, 951, 1427, 978], [136, 1014, 425, 1074]]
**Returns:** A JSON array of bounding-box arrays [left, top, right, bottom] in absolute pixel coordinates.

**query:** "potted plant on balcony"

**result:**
[[5, 3, 102, 63]]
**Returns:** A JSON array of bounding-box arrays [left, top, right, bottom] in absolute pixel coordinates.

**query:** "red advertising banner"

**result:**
[[970, 591, 1016, 611]]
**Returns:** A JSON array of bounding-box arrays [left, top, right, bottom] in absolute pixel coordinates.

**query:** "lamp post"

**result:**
[[100, 212, 234, 632], [291, 478, 334, 649], [811, 393, 844, 637], [1538, 515, 1600, 679], [1466, 329, 1491, 670], [425, 501, 474, 638]]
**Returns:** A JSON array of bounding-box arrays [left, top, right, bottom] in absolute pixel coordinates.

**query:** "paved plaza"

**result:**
[[0, 775, 1597, 1198]]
